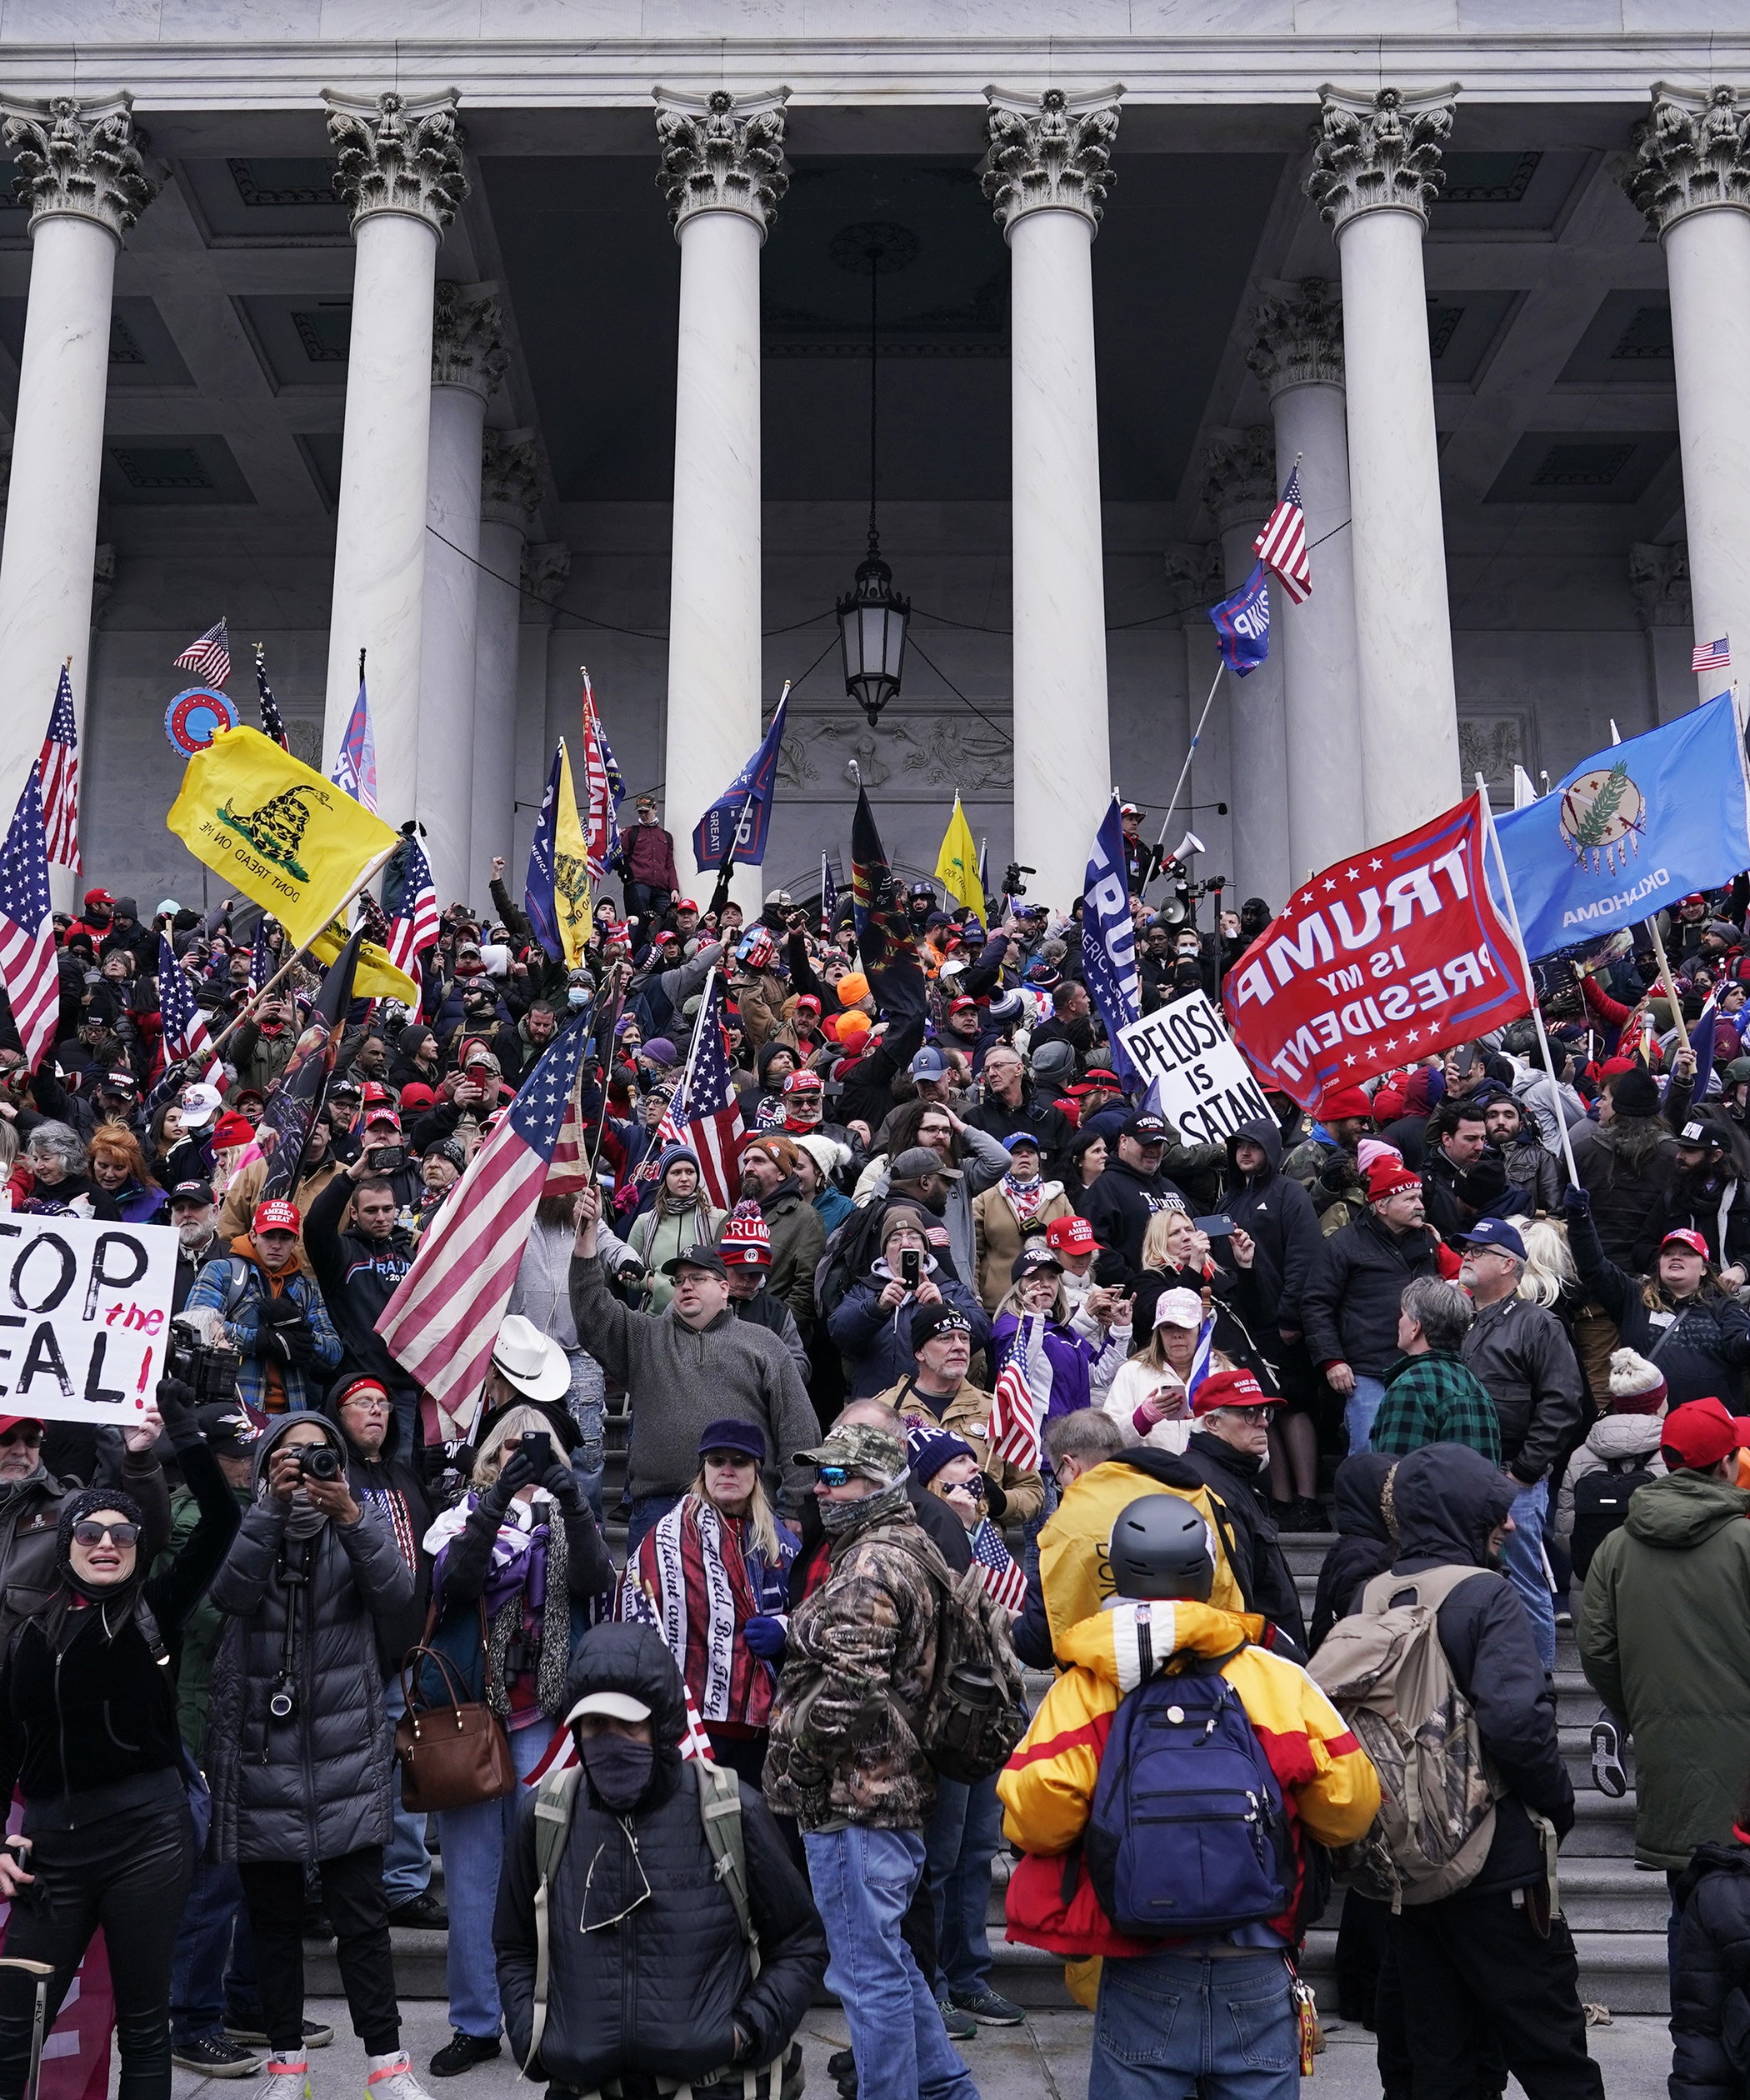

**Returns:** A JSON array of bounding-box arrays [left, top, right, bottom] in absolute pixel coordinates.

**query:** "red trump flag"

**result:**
[[1222, 793, 1532, 1111]]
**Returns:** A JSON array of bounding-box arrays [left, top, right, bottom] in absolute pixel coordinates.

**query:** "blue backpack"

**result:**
[[1085, 1644, 1296, 1938]]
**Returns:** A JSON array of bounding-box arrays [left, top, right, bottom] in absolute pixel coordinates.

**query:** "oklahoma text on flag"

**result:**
[[1221, 794, 1532, 1111], [1117, 989, 1273, 1146]]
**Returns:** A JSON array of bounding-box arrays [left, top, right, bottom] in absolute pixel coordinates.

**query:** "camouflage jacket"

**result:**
[[1282, 1136, 1368, 1221], [763, 1490, 944, 1832]]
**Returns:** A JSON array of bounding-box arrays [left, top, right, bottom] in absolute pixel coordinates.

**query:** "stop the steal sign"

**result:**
[[1117, 990, 1275, 1148], [0, 1215, 177, 1422]]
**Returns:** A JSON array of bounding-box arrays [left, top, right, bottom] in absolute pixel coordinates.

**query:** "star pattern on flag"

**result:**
[[38, 663, 80, 872]]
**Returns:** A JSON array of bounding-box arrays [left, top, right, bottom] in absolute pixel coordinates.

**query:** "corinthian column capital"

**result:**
[[1202, 428, 1279, 536], [981, 86, 1122, 237], [1248, 278, 1344, 398], [323, 88, 468, 235], [482, 428, 542, 530], [653, 88, 790, 238], [522, 541, 570, 626], [0, 92, 157, 242], [432, 281, 507, 401], [1307, 83, 1458, 236], [1627, 83, 1750, 237]]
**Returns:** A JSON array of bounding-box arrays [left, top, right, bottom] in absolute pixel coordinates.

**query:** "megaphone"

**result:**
[[1167, 831, 1205, 867]]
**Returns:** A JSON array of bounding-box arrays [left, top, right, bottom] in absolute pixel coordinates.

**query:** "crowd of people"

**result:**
[[2, 832, 1750, 2100]]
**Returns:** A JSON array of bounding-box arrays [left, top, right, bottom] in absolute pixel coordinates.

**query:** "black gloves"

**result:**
[[540, 1458, 582, 1512], [154, 1375, 202, 1452], [486, 1448, 539, 1509]]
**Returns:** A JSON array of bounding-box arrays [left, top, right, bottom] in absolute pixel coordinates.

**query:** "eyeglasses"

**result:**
[[579, 1823, 652, 1932], [815, 1465, 859, 1488], [342, 1397, 392, 1416], [72, 1522, 138, 1548]]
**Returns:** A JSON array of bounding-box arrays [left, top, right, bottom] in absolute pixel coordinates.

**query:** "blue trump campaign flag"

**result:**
[[692, 688, 790, 873], [1208, 562, 1271, 677], [1082, 798, 1147, 1086], [524, 744, 565, 961], [1489, 694, 1750, 959]]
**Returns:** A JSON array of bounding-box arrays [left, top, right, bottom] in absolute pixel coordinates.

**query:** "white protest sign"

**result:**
[[0, 1214, 177, 1425], [1117, 988, 1275, 1148]]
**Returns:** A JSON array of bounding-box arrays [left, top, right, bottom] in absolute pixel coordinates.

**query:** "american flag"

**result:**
[[386, 838, 439, 978], [970, 1518, 1028, 1616], [0, 767, 58, 1069], [1692, 636, 1732, 674], [987, 1311, 1052, 1476], [174, 620, 231, 688], [156, 933, 222, 1086], [525, 1674, 713, 1783], [249, 916, 275, 992], [38, 662, 80, 872], [1252, 465, 1311, 606], [331, 678, 378, 813], [377, 1016, 597, 1436], [253, 646, 289, 751], [821, 851, 838, 931], [579, 674, 626, 881], [658, 969, 744, 1209]]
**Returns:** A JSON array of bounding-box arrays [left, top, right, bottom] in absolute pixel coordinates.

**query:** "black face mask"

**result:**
[[581, 1733, 655, 1812]]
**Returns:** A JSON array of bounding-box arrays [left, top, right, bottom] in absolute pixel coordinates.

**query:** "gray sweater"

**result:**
[[569, 1254, 819, 1501]]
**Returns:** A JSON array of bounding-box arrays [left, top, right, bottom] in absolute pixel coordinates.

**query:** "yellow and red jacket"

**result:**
[[998, 1598, 1381, 1958]]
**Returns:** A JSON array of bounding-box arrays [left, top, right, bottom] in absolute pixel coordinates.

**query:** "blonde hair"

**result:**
[[688, 1464, 782, 1564], [1515, 1217, 1575, 1308], [471, 1404, 568, 1490], [998, 1273, 1068, 1322], [1140, 1207, 1199, 1274]]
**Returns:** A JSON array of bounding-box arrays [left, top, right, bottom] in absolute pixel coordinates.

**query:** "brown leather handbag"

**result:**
[[395, 1606, 518, 1812]]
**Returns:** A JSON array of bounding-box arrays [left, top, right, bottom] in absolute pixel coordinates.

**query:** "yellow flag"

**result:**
[[552, 740, 593, 966], [308, 918, 419, 1007], [168, 726, 398, 950], [933, 794, 984, 918]]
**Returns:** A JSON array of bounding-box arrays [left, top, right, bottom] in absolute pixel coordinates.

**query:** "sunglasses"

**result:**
[[72, 1521, 138, 1548], [0, 1428, 42, 1448], [702, 1450, 758, 1468]]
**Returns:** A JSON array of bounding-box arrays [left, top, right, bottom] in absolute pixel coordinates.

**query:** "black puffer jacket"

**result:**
[[494, 1624, 827, 2092], [322, 1384, 435, 1678], [1178, 1431, 1306, 1654], [1568, 1198, 1750, 1408], [1309, 1452, 1398, 1652], [1672, 1836, 1750, 2100], [1385, 1443, 1573, 1896], [205, 1414, 415, 1864], [1300, 1208, 1448, 1378], [1222, 1117, 1323, 1335]]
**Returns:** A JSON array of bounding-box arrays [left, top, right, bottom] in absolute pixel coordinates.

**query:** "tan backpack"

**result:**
[[1308, 1564, 1502, 1911]]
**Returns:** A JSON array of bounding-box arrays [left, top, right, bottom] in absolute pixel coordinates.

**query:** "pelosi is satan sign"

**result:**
[[1221, 794, 1532, 1112], [1117, 991, 1274, 1146], [0, 1215, 177, 1423]]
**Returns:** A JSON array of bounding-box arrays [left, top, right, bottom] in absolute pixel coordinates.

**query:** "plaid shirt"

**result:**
[[1370, 1349, 1502, 1466]]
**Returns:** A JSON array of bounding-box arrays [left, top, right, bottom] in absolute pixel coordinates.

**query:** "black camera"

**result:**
[[298, 1445, 343, 1482], [1002, 862, 1036, 899], [163, 1317, 242, 1406]]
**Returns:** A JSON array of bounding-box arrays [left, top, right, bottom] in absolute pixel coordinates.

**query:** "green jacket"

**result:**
[[1579, 1470, 1750, 1868], [1370, 1349, 1502, 1466], [155, 1476, 253, 1758]]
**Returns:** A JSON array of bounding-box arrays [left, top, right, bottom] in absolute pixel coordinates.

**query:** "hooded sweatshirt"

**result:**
[[1223, 1116, 1323, 1335], [1308, 1452, 1398, 1652], [1579, 1467, 1750, 1868]]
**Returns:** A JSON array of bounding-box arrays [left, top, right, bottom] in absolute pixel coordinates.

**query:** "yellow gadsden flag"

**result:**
[[308, 918, 418, 1007], [933, 794, 984, 919], [552, 740, 593, 965], [168, 727, 399, 951]]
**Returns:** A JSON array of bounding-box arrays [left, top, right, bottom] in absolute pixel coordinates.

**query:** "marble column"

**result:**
[[1308, 86, 1461, 841], [983, 87, 1122, 910], [1248, 278, 1364, 879], [655, 88, 788, 919], [417, 281, 505, 907], [1202, 428, 1292, 911], [1627, 86, 1750, 706], [1161, 542, 1230, 886], [322, 89, 467, 829], [470, 428, 541, 904], [513, 542, 570, 881], [0, 94, 155, 832], [1628, 540, 1697, 727]]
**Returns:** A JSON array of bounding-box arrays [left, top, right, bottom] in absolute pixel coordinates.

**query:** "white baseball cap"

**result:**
[[565, 1690, 652, 1726], [1153, 1288, 1205, 1331], [178, 1082, 223, 1131]]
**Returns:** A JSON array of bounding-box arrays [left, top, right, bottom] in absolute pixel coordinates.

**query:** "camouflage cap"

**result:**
[[792, 1422, 908, 1486]]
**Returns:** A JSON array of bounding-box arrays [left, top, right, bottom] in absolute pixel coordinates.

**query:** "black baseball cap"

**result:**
[[169, 1179, 215, 1208], [661, 1247, 729, 1281], [1122, 1111, 1170, 1142]]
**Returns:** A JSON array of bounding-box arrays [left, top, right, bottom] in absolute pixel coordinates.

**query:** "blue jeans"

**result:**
[[1500, 1475, 1556, 1674], [1346, 1376, 1387, 1455], [803, 1826, 980, 2100], [380, 1677, 432, 1906], [564, 1348, 605, 1524], [438, 1718, 550, 2038], [170, 1857, 258, 2044], [925, 1775, 1002, 1998], [626, 1492, 682, 1558], [1091, 1948, 1299, 2100]]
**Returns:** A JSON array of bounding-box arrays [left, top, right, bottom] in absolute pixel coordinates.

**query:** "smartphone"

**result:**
[[518, 1430, 550, 1467], [1452, 1043, 1478, 1078], [901, 1249, 922, 1289], [1194, 1215, 1236, 1238]]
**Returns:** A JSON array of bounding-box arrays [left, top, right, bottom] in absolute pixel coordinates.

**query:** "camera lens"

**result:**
[[300, 1446, 342, 1482]]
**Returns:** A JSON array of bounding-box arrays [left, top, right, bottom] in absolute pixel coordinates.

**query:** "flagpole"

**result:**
[[1477, 774, 1581, 1188], [1644, 913, 1693, 1053], [1150, 662, 1225, 888], [202, 842, 399, 1062], [582, 962, 632, 1171]]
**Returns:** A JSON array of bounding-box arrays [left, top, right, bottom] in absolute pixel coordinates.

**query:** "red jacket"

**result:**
[[618, 822, 678, 894]]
